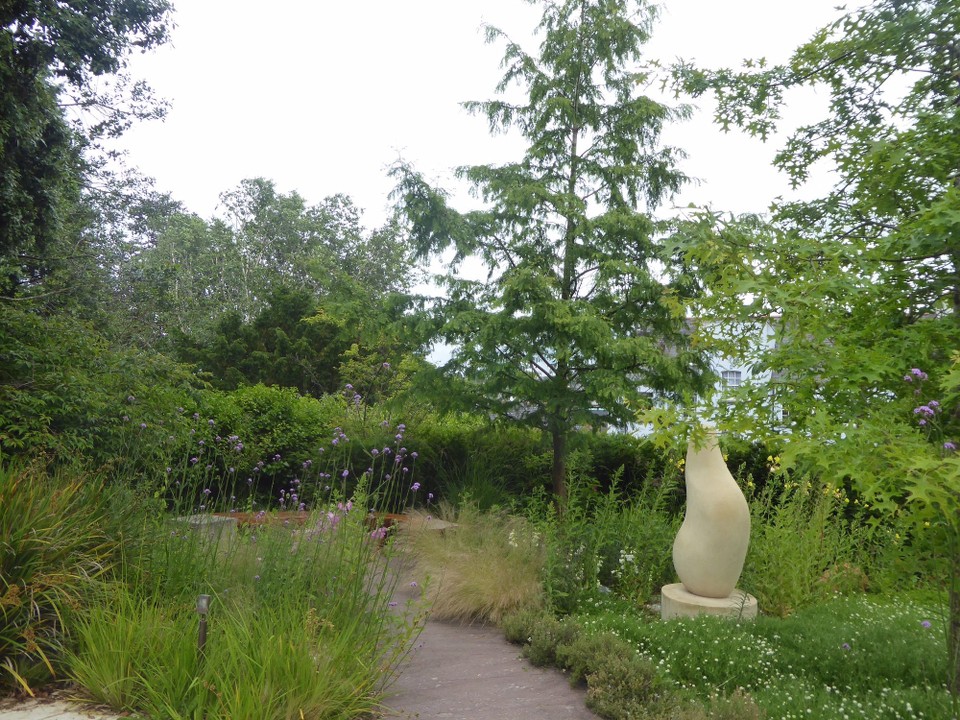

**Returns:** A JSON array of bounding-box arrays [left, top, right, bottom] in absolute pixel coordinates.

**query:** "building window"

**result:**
[[721, 370, 742, 389]]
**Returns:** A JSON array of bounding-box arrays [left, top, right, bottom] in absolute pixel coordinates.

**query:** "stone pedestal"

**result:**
[[660, 583, 757, 621]]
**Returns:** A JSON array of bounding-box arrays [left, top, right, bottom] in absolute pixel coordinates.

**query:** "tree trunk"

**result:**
[[551, 426, 567, 501]]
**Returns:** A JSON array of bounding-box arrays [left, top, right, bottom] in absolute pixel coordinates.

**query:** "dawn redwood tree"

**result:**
[[392, 0, 710, 498], [670, 0, 960, 694]]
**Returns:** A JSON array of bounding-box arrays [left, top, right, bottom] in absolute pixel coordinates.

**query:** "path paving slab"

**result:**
[[381, 616, 599, 720]]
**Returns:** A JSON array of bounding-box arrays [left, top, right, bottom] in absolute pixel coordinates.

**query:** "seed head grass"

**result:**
[[403, 503, 545, 624]]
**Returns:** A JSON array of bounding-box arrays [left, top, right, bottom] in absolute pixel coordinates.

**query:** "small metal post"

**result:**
[[196, 594, 211, 662]]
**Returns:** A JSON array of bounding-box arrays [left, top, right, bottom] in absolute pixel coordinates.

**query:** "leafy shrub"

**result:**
[[742, 475, 867, 616], [410, 414, 548, 502], [555, 630, 637, 685], [584, 650, 674, 720], [0, 306, 201, 467], [521, 614, 582, 668], [528, 467, 680, 613], [501, 606, 548, 645]]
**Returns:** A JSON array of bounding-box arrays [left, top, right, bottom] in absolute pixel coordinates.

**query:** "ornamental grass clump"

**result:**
[[403, 501, 546, 624], [0, 462, 127, 694], [56, 396, 429, 719]]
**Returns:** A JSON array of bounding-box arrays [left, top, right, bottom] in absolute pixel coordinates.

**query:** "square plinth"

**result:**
[[660, 583, 758, 620]]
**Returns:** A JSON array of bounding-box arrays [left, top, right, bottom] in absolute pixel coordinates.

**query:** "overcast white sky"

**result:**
[[114, 0, 854, 228]]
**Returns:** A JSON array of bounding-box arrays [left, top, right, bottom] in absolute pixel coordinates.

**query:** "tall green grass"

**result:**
[[62, 468, 426, 719], [0, 463, 127, 693], [2, 397, 429, 718]]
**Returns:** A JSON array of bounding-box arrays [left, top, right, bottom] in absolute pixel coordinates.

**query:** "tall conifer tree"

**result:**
[[393, 0, 709, 497]]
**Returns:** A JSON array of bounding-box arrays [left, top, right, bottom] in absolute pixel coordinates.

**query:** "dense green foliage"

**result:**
[[0, 0, 172, 296], [2, 0, 958, 714], [392, 0, 710, 496], [666, 0, 960, 692]]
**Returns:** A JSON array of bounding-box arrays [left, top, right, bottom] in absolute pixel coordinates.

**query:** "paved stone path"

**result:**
[[380, 615, 598, 720]]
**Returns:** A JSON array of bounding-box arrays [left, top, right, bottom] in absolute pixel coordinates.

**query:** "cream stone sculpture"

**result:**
[[662, 427, 757, 619]]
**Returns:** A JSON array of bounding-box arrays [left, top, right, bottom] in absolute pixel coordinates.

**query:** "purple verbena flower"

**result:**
[[944, 442, 957, 452], [921, 619, 932, 628], [411, 482, 420, 491]]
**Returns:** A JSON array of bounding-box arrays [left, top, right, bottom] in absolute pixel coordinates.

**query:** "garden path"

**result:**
[[380, 579, 599, 720]]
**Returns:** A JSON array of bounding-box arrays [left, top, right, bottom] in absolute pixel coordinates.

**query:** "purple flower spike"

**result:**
[[921, 620, 932, 628], [945, 442, 957, 452], [904, 375, 912, 382], [841, 643, 851, 651], [411, 482, 421, 491]]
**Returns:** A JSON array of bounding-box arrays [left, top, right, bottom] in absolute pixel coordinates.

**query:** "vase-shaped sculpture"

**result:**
[[672, 429, 750, 599]]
